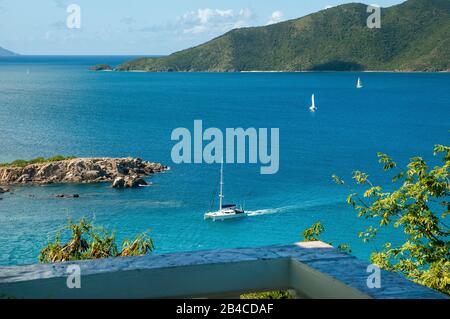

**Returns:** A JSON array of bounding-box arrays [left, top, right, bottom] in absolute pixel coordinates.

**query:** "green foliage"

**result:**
[[333, 144, 450, 295], [301, 222, 352, 253], [337, 243, 352, 254], [117, 0, 450, 72], [0, 155, 76, 168], [302, 222, 325, 242], [39, 218, 154, 263], [241, 290, 294, 299], [332, 174, 345, 185]]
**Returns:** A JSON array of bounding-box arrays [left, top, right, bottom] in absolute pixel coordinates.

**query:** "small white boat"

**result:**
[[357, 77, 363, 89], [204, 162, 247, 221], [309, 94, 317, 112]]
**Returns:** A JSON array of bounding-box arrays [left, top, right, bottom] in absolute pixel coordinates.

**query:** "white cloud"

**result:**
[[179, 8, 254, 34], [267, 10, 284, 25]]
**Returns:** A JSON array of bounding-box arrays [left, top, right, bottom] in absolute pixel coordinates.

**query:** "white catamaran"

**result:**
[[204, 162, 247, 221], [309, 94, 317, 112], [357, 77, 363, 89]]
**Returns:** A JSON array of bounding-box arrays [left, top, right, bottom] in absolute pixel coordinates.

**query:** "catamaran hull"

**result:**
[[204, 210, 247, 221]]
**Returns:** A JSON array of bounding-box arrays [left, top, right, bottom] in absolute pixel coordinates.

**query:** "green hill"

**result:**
[[0, 46, 18, 56], [117, 0, 450, 72]]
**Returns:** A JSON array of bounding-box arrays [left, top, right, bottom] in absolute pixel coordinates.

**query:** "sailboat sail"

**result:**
[[357, 78, 363, 88], [309, 94, 317, 111], [219, 161, 224, 210]]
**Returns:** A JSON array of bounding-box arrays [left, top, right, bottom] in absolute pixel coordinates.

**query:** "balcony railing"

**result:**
[[0, 241, 446, 299]]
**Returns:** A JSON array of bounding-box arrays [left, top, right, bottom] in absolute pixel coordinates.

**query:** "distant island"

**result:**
[[0, 157, 167, 189], [97, 0, 449, 72], [0, 46, 18, 56]]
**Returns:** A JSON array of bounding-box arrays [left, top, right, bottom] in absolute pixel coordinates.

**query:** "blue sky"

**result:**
[[0, 0, 405, 55]]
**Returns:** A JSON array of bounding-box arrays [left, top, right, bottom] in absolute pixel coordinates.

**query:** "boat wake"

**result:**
[[246, 205, 297, 217], [245, 199, 341, 217]]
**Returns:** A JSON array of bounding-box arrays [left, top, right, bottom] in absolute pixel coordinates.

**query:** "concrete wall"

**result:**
[[0, 242, 446, 299]]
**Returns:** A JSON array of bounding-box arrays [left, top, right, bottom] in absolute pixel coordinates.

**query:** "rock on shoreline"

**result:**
[[0, 186, 9, 193], [89, 64, 113, 71], [0, 157, 167, 187]]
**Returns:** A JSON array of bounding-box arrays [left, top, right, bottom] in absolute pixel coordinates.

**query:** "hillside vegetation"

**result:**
[[117, 0, 450, 72], [0, 155, 76, 168]]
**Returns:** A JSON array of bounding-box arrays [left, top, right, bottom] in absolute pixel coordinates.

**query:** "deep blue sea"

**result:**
[[0, 56, 449, 266]]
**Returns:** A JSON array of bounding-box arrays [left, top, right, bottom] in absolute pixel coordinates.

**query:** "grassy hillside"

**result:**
[[0, 156, 76, 168], [117, 0, 450, 72]]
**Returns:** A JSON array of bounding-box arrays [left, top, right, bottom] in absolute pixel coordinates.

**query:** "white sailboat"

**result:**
[[357, 77, 363, 89], [309, 94, 317, 112], [204, 162, 247, 221]]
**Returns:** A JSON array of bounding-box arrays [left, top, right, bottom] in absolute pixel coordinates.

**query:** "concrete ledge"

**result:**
[[0, 242, 446, 299]]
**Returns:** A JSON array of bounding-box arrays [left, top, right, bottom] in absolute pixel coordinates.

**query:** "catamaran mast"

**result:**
[[219, 161, 224, 210]]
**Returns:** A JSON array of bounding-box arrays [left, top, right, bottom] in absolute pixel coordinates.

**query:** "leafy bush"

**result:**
[[333, 144, 449, 295], [241, 290, 294, 299], [302, 222, 352, 253], [302, 222, 325, 241], [39, 218, 154, 263]]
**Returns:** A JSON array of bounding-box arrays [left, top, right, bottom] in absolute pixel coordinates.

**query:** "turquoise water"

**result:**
[[0, 56, 449, 266]]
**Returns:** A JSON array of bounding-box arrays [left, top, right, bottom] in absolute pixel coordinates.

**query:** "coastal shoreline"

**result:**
[[91, 67, 450, 74], [95, 70, 450, 74], [0, 157, 167, 188]]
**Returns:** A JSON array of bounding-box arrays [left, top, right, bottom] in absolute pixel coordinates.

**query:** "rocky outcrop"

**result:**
[[0, 157, 166, 187], [55, 194, 80, 198], [0, 186, 9, 193], [112, 177, 126, 189], [112, 176, 149, 189], [89, 64, 113, 71]]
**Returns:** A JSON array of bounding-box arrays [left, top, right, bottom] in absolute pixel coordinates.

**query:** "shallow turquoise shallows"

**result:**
[[0, 56, 449, 266]]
